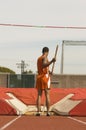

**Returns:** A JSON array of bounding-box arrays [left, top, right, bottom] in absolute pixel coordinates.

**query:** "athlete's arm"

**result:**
[[42, 57, 56, 68]]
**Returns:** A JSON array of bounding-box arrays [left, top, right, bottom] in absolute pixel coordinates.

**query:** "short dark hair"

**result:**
[[42, 47, 49, 54]]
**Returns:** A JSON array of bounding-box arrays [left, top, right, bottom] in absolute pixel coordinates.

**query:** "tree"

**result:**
[[0, 66, 15, 74], [23, 69, 33, 74], [28, 69, 33, 74]]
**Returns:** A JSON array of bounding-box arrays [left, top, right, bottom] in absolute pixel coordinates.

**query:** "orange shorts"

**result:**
[[36, 74, 50, 90]]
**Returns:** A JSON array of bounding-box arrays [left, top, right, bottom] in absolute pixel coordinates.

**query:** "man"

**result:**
[[36, 47, 56, 116]]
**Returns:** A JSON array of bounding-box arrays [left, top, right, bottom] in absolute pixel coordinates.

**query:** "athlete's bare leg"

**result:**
[[44, 89, 50, 116], [36, 89, 42, 115]]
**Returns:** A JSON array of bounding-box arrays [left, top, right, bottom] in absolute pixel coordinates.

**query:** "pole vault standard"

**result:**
[[60, 41, 86, 74]]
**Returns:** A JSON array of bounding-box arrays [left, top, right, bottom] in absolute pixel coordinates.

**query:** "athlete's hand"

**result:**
[[49, 71, 52, 75], [51, 58, 56, 63]]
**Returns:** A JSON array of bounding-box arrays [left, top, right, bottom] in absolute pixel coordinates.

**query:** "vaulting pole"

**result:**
[[51, 45, 58, 74]]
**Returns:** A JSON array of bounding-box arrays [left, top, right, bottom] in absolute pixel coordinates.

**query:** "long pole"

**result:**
[[51, 45, 58, 74]]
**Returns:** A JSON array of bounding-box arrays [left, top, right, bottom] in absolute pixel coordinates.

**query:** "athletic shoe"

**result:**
[[46, 113, 50, 116], [36, 113, 40, 116]]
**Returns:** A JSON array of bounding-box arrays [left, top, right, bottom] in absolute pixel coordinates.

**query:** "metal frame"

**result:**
[[60, 41, 86, 74]]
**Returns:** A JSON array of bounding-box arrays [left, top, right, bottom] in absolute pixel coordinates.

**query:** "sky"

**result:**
[[0, 0, 86, 74]]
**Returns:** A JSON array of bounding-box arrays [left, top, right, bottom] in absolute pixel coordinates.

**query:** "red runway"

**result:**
[[0, 115, 86, 130]]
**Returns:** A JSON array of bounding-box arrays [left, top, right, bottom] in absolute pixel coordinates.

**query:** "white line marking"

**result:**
[[68, 117, 86, 125], [0, 116, 21, 130]]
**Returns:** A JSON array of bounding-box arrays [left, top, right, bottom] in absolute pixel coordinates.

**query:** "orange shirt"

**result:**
[[36, 55, 50, 90], [37, 55, 49, 75]]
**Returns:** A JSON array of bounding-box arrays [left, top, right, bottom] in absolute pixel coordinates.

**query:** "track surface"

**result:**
[[0, 115, 86, 130]]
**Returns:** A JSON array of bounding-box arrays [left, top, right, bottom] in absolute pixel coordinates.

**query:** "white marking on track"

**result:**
[[0, 115, 21, 130], [68, 117, 86, 125]]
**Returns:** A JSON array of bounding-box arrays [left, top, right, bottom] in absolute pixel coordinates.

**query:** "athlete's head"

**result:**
[[42, 47, 49, 55]]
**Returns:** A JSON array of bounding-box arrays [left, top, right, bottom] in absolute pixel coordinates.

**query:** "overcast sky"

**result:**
[[0, 0, 86, 74]]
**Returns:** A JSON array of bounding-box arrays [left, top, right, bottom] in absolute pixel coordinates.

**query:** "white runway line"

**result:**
[[0, 116, 21, 130], [68, 117, 86, 125]]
